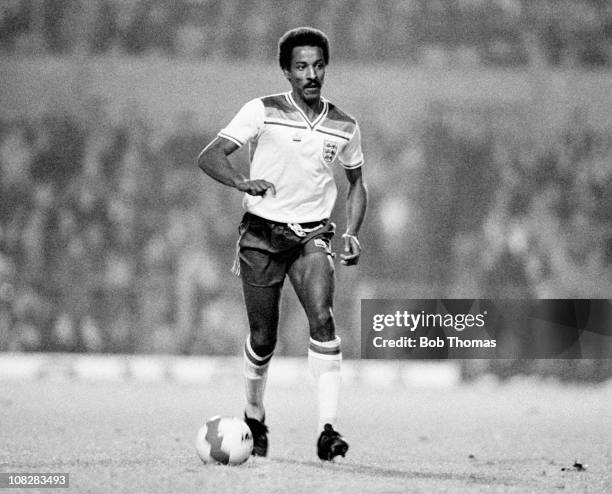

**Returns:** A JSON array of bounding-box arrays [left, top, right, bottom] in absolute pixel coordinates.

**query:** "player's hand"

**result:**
[[340, 233, 361, 266], [236, 179, 276, 197]]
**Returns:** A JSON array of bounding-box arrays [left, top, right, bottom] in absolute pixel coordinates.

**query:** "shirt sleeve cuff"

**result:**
[[217, 132, 245, 147], [341, 160, 363, 170]]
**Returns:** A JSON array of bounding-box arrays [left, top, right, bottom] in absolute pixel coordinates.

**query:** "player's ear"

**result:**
[[282, 68, 291, 80]]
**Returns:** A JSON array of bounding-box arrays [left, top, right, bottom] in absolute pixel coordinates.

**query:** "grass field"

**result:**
[[1, 361, 611, 493]]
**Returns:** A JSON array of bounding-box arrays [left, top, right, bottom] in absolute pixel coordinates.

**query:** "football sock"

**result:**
[[243, 335, 273, 422], [308, 336, 342, 433]]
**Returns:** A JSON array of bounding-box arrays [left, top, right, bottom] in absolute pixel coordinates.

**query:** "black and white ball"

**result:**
[[195, 416, 253, 465]]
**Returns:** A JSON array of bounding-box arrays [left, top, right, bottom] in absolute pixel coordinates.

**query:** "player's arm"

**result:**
[[197, 136, 275, 196], [341, 166, 367, 266]]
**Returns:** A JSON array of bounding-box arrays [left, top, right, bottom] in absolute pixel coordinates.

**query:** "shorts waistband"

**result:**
[[244, 212, 327, 229]]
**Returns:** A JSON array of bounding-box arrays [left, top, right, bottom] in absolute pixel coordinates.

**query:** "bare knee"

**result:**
[[249, 328, 277, 357], [242, 281, 280, 356], [308, 306, 335, 341], [247, 304, 278, 356]]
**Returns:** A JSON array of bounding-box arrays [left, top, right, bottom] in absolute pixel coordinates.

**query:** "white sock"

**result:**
[[308, 336, 342, 433], [243, 335, 273, 421]]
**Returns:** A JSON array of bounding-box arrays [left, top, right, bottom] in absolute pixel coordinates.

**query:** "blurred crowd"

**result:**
[[0, 0, 611, 360], [1, 102, 610, 355], [1, 0, 612, 67], [363, 103, 612, 297], [0, 107, 250, 354]]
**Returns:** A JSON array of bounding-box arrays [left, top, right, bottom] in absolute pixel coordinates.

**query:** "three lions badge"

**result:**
[[322, 140, 338, 164]]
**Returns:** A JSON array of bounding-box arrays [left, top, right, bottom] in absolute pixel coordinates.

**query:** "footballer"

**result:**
[[198, 27, 367, 461]]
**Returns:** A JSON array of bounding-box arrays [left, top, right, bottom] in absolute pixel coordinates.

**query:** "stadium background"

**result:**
[[0, 0, 611, 380]]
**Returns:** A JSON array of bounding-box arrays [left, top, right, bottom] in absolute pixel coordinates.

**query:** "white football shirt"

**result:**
[[218, 92, 363, 223]]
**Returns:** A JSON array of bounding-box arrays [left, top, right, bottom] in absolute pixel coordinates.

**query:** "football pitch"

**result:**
[[1, 363, 610, 493]]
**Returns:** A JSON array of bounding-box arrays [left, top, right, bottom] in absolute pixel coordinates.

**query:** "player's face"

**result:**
[[283, 46, 326, 106]]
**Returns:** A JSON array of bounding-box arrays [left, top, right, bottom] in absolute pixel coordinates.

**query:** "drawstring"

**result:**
[[287, 222, 322, 237]]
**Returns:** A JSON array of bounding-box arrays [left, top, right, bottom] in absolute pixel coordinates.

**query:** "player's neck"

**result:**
[[291, 91, 323, 120]]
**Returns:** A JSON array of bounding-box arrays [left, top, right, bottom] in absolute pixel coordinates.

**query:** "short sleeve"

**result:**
[[338, 123, 364, 169], [218, 98, 264, 148]]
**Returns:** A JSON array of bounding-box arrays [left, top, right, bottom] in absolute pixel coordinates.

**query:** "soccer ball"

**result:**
[[195, 416, 253, 465]]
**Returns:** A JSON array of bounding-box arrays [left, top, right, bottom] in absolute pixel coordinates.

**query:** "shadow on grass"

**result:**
[[270, 456, 518, 486]]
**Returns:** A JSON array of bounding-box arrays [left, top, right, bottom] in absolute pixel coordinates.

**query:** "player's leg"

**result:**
[[288, 241, 348, 459], [241, 277, 282, 457], [287, 241, 336, 343], [288, 244, 339, 429], [242, 278, 280, 422], [237, 217, 292, 456]]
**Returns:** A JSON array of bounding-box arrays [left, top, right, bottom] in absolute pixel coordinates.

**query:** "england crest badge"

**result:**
[[322, 140, 338, 163]]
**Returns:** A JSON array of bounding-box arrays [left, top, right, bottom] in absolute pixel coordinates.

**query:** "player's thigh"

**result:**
[[242, 278, 282, 341], [287, 251, 335, 323]]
